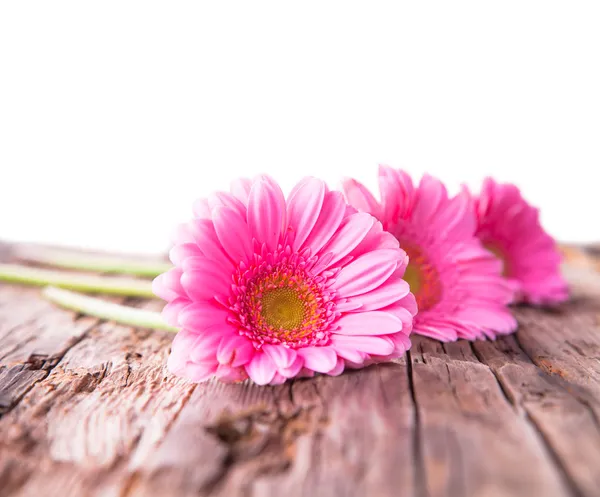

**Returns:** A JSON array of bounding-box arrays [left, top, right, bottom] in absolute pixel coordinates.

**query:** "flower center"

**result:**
[[261, 287, 305, 330], [401, 243, 442, 311], [229, 247, 337, 348]]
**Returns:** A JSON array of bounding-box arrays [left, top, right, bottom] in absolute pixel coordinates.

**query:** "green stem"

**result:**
[[0, 263, 155, 298], [43, 286, 177, 332], [15, 246, 172, 278]]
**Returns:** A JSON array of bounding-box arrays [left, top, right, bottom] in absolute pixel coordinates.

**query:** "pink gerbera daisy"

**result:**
[[153, 175, 416, 385], [342, 166, 517, 342], [473, 178, 568, 305]]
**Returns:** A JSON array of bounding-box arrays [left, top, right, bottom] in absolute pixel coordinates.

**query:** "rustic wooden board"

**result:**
[[1, 244, 600, 497]]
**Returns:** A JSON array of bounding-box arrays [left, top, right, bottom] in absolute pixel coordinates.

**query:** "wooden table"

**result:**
[[1, 244, 599, 497]]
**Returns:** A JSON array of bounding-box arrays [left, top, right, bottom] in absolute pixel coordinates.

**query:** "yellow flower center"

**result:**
[[401, 243, 442, 311], [261, 287, 306, 330], [403, 262, 422, 296]]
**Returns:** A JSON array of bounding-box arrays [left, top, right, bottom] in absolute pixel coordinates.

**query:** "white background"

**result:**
[[1, 2, 599, 255]]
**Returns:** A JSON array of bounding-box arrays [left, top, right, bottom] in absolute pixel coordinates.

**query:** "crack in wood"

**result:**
[[407, 350, 429, 497], [471, 338, 585, 497], [513, 333, 600, 432]]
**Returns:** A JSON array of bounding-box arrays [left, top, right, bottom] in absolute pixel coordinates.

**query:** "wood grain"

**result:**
[[1, 244, 600, 497]]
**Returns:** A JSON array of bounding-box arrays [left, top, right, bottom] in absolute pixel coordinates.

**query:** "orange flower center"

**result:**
[[401, 243, 442, 311]]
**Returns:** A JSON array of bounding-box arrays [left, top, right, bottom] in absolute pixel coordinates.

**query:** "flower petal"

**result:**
[[230, 177, 253, 206], [331, 334, 396, 356], [152, 268, 184, 301], [342, 277, 411, 311], [248, 179, 286, 251], [181, 265, 231, 301], [217, 334, 255, 367], [189, 331, 224, 363], [334, 249, 400, 296], [335, 311, 403, 335], [287, 177, 326, 250], [303, 191, 347, 255], [167, 329, 197, 374], [341, 178, 381, 218], [245, 352, 277, 385], [320, 212, 374, 268], [182, 362, 218, 382], [161, 297, 190, 326], [278, 356, 304, 378], [178, 302, 231, 331], [212, 206, 253, 264], [263, 344, 298, 369], [296, 346, 338, 373]]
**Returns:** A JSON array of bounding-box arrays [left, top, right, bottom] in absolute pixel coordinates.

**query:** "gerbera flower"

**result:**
[[153, 175, 416, 385], [342, 166, 517, 341], [473, 178, 568, 305]]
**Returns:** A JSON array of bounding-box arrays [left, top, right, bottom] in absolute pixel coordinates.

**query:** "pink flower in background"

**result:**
[[474, 178, 568, 305], [153, 176, 416, 385], [342, 166, 517, 341]]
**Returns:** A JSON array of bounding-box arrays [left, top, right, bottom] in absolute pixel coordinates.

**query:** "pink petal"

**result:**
[[330, 335, 395, 356], [327, 357, 345, 376], [182, 255, 233, 280], [245, 352, 277, 385], [189, 331, 224, 363], [296, 347, 338, 373], [414, 323, 458, 342], [335, 311, 403, 335], [320, 212, 374, 267], [269, 373, 288, 385], [217, 334, 255, 367], [215, 364, 248, 383], [192, 198, 211, 219], [152, 268, 184, 301], [334, 249, 400, 296], [212, 206, 253, 264], [286, 177, 326, 250], [167, 329, 197, 373], [181, 362, 218, 382], [390, 333, 412, 356], [343, 277, 411, 311], [187, 219, 235, 270], [278, 356, 304, 378], [178, 302, 231, 330], [169, 243, 203, 266], [341, 178, 382, 217], [412, 174, 447, 225], [230, 177, 253, 206], [181, 264, 231, 301], [248, 179, 286, 251], [303, 191, 347, 255], [263, 344, 297, 369], [161, 297, 190, 326], [208, 191, 246, 218]]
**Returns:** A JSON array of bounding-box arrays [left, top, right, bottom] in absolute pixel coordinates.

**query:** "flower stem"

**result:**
[[43, 286, 177, 332], [0, 263, 155, 298], [15, 246, 172, 278]]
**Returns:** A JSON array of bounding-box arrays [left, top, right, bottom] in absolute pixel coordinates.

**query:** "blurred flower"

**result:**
[[473, 178, 568, 305], [154, 176, 416, 385], [342, 166, 517, 341]]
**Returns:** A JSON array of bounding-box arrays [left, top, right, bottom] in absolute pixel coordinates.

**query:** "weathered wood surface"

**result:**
[[1, 243, 600, 497]]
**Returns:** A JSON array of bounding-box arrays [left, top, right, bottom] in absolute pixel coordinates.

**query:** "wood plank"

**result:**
[[0, 298, 196, 497], [474, 333, 600, 497], [126, 360, 415, 497], [1, 243, 600, 496], [410, 337, 571, 497]]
